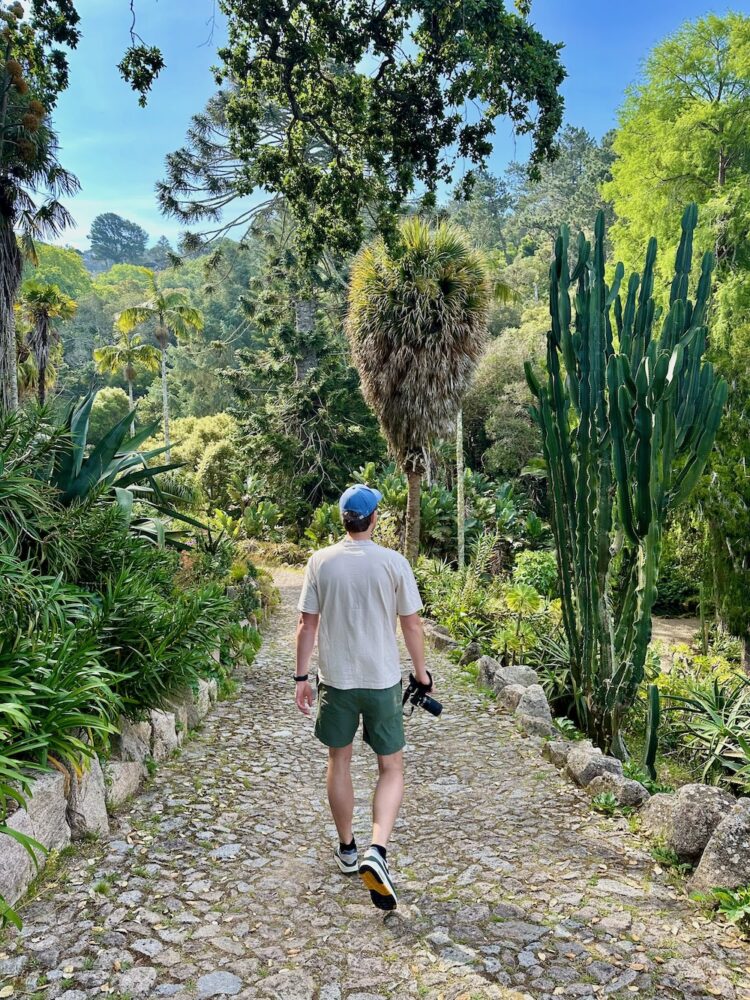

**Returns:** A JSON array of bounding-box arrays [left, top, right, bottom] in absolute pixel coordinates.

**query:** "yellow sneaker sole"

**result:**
[[360, 863, 397, 908]]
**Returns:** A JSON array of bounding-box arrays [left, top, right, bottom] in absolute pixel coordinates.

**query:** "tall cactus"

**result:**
[[525, 205, 727, 758]]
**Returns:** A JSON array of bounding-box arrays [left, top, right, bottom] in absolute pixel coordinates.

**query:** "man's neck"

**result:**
[[346, 531, 373, 542]]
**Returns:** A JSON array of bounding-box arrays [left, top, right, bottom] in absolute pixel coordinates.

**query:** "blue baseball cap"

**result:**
[[339, 484, 383, 517]]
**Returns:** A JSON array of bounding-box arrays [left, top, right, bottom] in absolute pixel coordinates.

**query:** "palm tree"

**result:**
[[93, 328, 162, 436], [20, 281, 76, 404], [0, 96, 78, 411], [347, 218, 491, 562], [116, 271, 203, 458]]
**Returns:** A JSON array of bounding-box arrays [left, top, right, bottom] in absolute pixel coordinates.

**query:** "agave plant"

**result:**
[[670, 675, 750, 788], [49, 392, 205, 547]]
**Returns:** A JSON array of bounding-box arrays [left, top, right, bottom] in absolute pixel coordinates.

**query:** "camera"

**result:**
[[402, 671, 443, 717]]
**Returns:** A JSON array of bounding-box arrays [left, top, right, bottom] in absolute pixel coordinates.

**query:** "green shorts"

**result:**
[[315, 681, 405, 756]]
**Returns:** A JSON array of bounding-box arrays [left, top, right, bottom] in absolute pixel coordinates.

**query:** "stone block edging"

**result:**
[[0, 659, 231, 910], [475, 658, 750, 890]]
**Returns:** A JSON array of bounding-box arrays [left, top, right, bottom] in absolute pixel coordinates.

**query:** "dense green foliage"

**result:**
[[605, 12, 750, 663], [0, 396, 274, 926], [212, 0, 564, 259], [4, 6, 750, 929], [88, 212, 149, 266]]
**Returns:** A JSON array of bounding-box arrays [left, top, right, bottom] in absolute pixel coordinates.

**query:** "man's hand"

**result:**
[[295, 680, 314, 716], [413, 669, 436, 698]]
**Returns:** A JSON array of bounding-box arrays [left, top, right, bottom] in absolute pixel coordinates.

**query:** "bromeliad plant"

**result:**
[[525, 205, 727, 757]]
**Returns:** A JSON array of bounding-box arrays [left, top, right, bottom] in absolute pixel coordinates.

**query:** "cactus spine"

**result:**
[[526, 205, 727, 758]]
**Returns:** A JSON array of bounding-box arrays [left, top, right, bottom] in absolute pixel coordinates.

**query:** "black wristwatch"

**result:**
[[294, 673, 309, 682]]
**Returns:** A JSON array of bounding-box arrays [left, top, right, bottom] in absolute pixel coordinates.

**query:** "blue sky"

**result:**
[[52, 0, 745, 250]]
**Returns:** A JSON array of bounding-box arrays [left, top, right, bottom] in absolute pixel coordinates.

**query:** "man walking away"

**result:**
[[294, 484, 434, 911]]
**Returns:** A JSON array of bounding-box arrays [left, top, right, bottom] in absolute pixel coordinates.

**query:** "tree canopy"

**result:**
[[22, 242, 91, 299], [205, 0, 564, 259], [89, 212, 149, 265]]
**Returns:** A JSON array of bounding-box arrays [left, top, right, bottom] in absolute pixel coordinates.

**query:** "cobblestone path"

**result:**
[[2, 568, 750, 1000]]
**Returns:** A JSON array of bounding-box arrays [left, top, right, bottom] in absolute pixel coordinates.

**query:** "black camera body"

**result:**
[[403, 671, 443, 717]]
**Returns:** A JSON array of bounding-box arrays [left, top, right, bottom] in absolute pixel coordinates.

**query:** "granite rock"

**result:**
[[0, 771, 70, 904], [104, 760, 145, 810], [586, 772, 650, 808], [65, 752, 109, 839], [566, 746, 623, 787], [150, 710, 179, 761], [641, 784, 735, 862], [689, 797, 750, 890]]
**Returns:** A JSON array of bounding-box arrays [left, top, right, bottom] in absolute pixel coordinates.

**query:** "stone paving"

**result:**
[[2, 568, 750, 1000]]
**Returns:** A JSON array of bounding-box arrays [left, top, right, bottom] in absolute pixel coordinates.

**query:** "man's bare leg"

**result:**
[[371, 750, 404, 847], [327, 744, 354, 843]]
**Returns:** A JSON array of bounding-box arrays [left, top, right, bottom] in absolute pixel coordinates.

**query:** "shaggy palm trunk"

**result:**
[[405, 469, 422, 564], [0, 209, 20, 412], [127, 378, 135, 437], [35, 317, 49, 406], [456, 408, 465, 569], [37, 354, 46, 405]]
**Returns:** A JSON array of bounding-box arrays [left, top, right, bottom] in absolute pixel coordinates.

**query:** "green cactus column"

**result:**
[[526, 204, 727, 757]]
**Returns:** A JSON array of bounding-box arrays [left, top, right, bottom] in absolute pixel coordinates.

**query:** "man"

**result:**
[[295, 483, 433, 911]]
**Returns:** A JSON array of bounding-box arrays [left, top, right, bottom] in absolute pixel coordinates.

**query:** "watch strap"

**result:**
[[294, 673, 309, 682]]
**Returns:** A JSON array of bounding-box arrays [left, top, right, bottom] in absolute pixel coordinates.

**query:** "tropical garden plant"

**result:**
[[18, 280, 75, 403], [94, 327, 161, 435], [347, 219, 491, 561], [525, 205, 727, 757], [116, 271, 203, 458]]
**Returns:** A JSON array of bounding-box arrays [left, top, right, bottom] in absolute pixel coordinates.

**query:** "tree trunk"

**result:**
[[294, 297, 317, 381], [456, 408, 465, 569], [405, 469, 422, 564], [161, 344, 171, 460], [0, 213, 20, 412], [127, 378, 135, 438], [37, 357, 46, 406]]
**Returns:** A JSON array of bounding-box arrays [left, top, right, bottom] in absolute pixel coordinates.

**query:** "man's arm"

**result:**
[[399, 613, 432, 687], [295, 611, 319, 715]]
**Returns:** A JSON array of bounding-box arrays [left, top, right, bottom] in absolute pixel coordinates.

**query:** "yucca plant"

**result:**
[[670, 675, 750, 788], [347, 219, 491, 562]]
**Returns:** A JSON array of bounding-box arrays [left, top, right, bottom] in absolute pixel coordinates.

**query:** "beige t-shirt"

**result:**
[[297, 539, 423, 690]]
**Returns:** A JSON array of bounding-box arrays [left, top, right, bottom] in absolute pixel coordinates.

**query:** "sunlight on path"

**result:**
[[1, 568, 749, 1000]]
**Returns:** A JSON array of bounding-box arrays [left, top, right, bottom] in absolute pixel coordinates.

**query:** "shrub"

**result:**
[[244, 500, 282, 540], [305, 502, 343, 547], [95, 571, 234, 717], [88, 386, 131, 444], [512, 549, 558, 597], [196, 439, 242, 508]]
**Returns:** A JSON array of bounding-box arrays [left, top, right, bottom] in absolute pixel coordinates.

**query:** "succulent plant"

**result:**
[[525, 204, 727, 758]]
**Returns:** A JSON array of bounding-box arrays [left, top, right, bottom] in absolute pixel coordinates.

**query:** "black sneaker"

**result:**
[[359, 846, 397, 910], [334, 846, 359, 875]]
